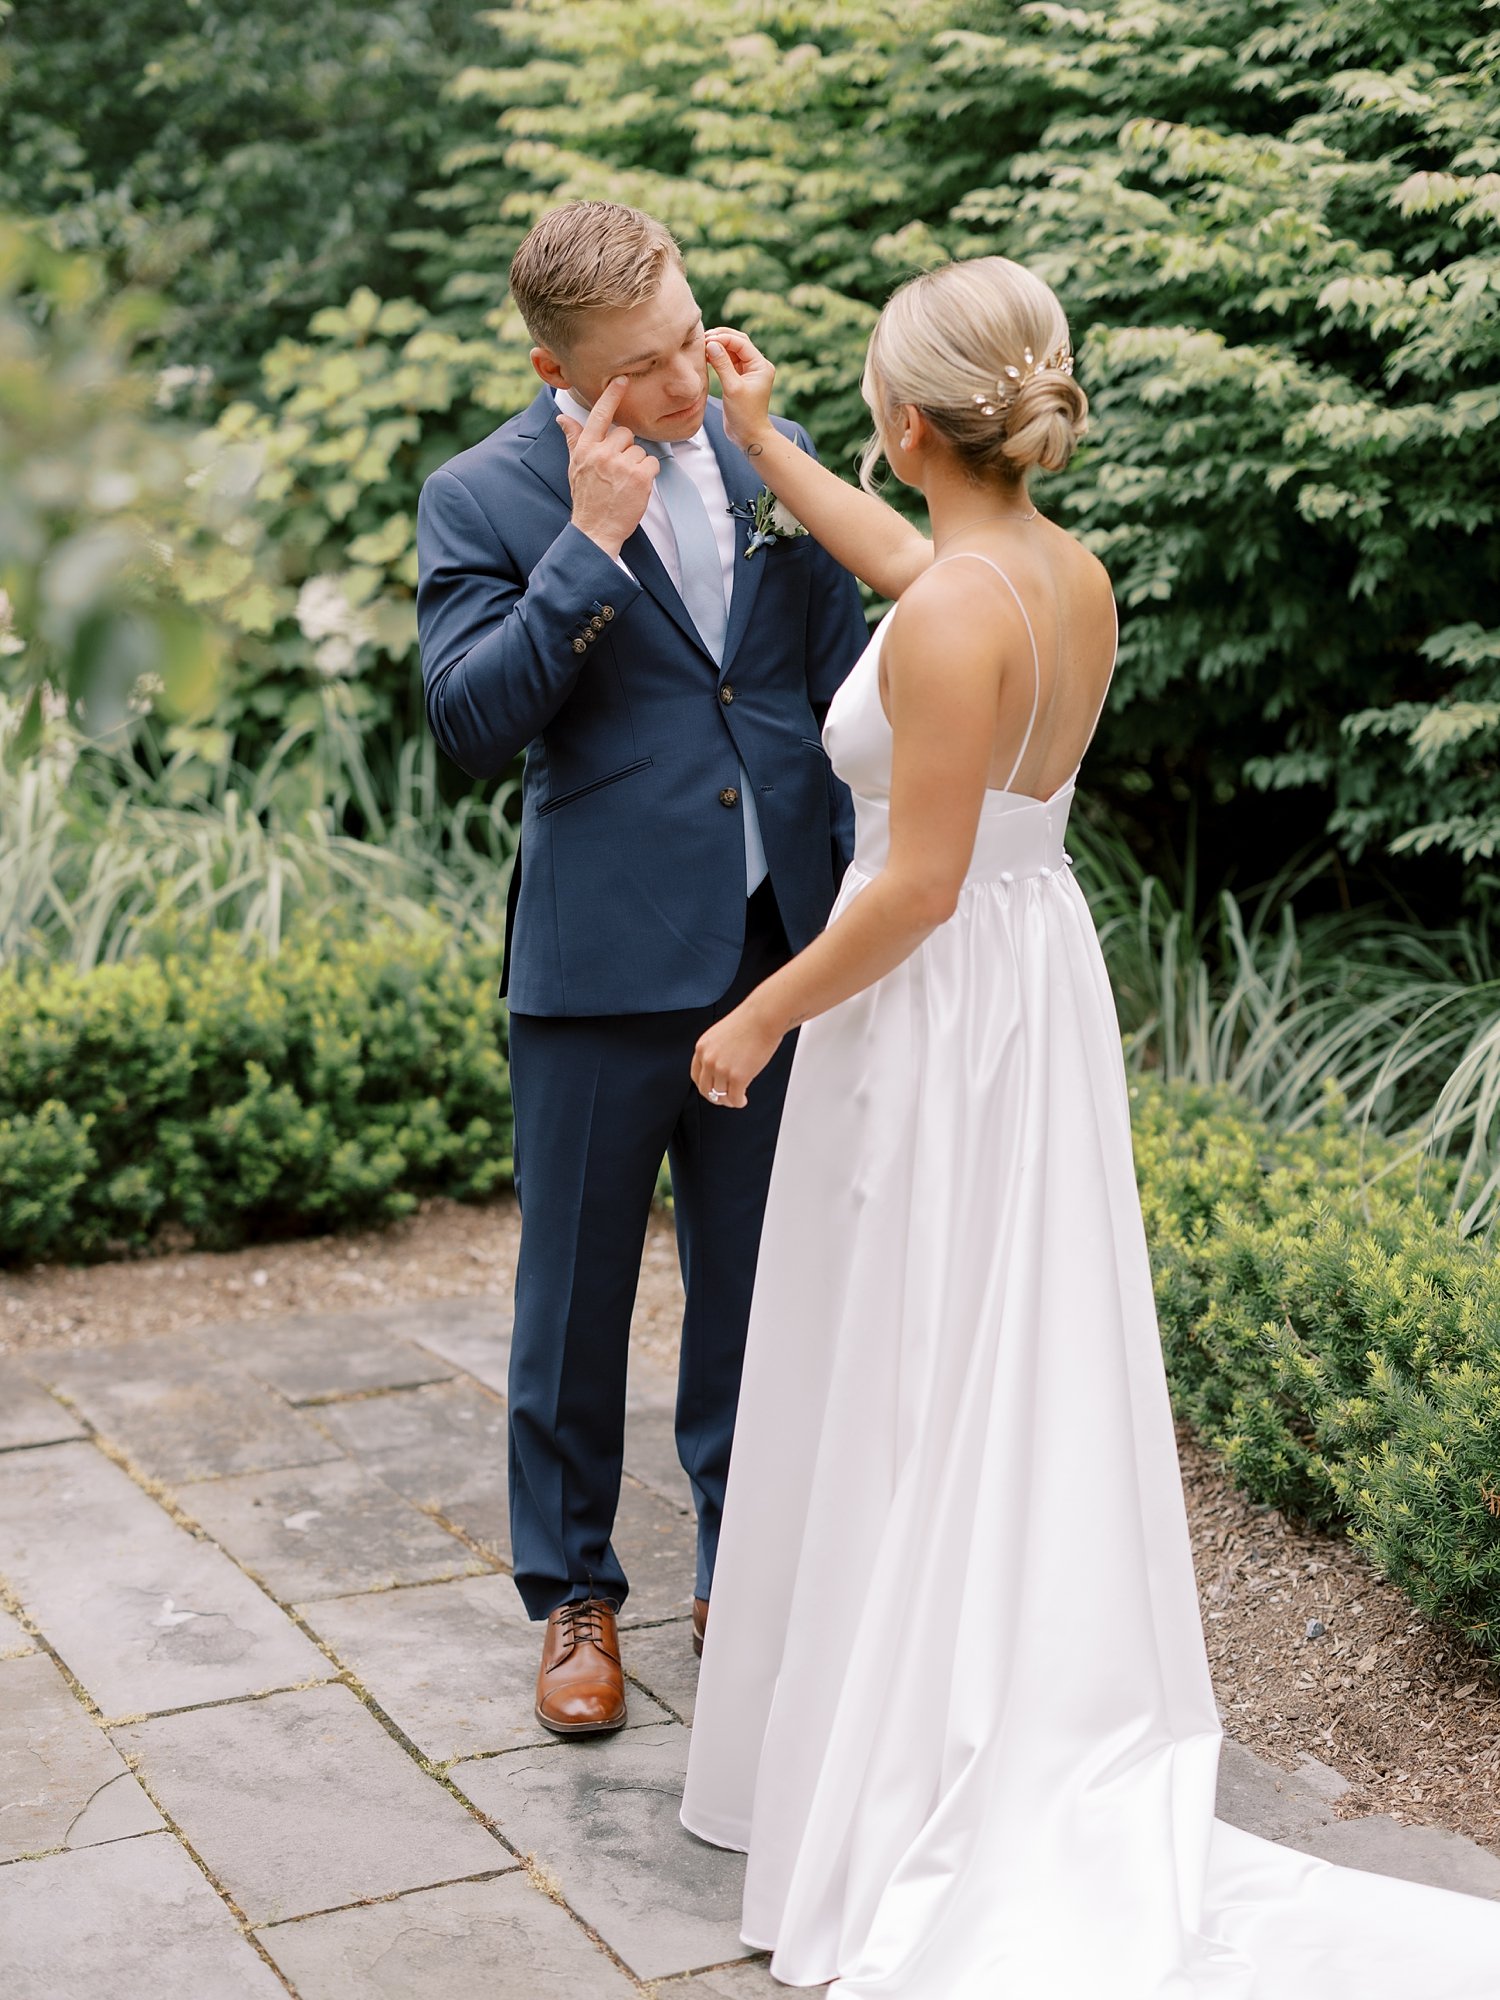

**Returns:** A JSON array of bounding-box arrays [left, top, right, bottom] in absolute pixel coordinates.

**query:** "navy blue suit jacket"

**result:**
[[416, 387, 868, 1016]]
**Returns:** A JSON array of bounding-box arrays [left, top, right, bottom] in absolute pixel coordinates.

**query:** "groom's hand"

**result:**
[[555, 376, 658, 563]]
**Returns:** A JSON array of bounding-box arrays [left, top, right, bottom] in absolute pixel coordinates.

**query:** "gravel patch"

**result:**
[[5, 1200, 1497, 1850]]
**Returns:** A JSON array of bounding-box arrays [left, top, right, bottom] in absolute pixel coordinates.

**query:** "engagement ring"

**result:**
[[708, 1088, 727, 1100]]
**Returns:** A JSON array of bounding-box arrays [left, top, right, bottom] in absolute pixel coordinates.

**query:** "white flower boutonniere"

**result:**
[[728, 488, 810, 559]]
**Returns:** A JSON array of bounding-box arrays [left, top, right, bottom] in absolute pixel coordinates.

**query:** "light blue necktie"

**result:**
[[645, 442, 768, 895]]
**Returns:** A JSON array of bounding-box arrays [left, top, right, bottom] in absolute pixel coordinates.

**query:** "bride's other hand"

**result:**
[[693, 995, 785, 1110], [706, 328, 776, 451]]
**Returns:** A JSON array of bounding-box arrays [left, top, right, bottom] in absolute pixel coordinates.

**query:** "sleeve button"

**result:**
[[601, 605, 615, 620], [571, 638, 587, 655]]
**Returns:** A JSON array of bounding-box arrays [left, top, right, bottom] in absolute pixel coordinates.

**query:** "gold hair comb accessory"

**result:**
[[972, 344, 1074, 419]]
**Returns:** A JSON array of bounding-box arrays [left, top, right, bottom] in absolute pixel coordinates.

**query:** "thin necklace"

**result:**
[[939, 505, 1039, 546]]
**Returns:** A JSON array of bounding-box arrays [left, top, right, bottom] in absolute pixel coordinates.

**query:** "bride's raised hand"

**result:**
[[706, 327, 776, 452]]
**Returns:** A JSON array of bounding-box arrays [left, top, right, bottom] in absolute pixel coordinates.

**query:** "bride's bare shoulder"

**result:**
[[1062, 533, 1115, 611]]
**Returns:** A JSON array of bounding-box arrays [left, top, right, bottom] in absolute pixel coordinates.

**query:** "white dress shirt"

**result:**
[[555, 387, 767, 895]]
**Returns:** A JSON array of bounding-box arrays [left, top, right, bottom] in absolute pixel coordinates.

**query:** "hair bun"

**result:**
[[1001, 369, 1089, 474]]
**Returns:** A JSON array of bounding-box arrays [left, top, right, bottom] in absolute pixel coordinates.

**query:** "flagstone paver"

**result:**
[[319, 1377, 513, 1564], [662, 1960, 792, 1997], [451, 1720, 753, 1982], [1287, 1815, 1500, 1898], [193, 1309, 458, 1403], [0, 1358, 86, 1452], [0, 1441, 327, 1716], [622, 1616, 702, 1726], [623, 1401, 694, 1514], [0, 1602, 34, 1656], [113, 1681, 505, 1925], [256, 1869, 639, 1999], [178, 1456, 484, 1603], [297, 1571, 671, 1765], [7, 1295, 1500, 1999], [1213, 1737, 1338, 1843], [0, 1652, 163, 1860], [0, 1832, 288, 2000], [32, 1332, 342, 1482], [613, 1478, 700, 1629], [408, 1307, 513, 1395]]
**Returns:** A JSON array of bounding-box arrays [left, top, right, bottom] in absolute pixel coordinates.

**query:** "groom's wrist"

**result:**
[[575, 522, 626, 565]]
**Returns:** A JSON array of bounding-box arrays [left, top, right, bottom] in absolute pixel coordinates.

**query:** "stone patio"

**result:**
[[2, 1297, 1498, 1998]]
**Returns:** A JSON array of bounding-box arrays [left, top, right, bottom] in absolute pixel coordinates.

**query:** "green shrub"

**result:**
[[0, 926, 510, 1259], [1135, 1076, 1500, 1660]]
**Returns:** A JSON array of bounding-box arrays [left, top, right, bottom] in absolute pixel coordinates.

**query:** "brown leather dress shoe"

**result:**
[[535, 1598, 627, 1736], [692, 1596, 708, 1658]]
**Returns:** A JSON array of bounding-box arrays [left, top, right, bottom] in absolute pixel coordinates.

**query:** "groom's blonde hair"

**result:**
[[509, 202, 684, 355]]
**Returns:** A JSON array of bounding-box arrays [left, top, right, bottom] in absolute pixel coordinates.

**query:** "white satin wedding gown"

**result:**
[[680, 555, 1500, 1996]]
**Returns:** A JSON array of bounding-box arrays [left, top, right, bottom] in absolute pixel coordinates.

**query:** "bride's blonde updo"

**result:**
[[859, 256, 1089, 492]]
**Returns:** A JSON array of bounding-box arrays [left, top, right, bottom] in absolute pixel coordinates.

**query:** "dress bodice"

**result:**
[[822, 602, 1080, 888]]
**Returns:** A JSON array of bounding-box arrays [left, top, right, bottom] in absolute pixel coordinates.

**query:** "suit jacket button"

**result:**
[[719, 787, 740, 808], [719, 684, 735, 704], [589, 618, 604, 635], [571, 638, 587, 655], [600, 604, 615, 620]]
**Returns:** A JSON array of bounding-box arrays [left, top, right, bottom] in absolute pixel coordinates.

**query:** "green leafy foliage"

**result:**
[[0, 0, 498, 391], [431, 0, 1500, 886], [1138, 1078, 1500, 1659], [0, 221, 237, 749], [188, 289, 508, 788], [0, 926, 511, 1259]]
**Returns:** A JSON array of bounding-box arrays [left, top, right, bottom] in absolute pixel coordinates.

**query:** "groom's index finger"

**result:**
[[585, 375, 630, 438]]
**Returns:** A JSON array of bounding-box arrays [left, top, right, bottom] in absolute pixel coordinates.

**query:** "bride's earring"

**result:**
[[901, 434, 912, 450]]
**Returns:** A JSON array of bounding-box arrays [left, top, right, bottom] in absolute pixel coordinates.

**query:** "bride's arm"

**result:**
[[707, 328, 932, 600], [691, 567, 1005, 1107]]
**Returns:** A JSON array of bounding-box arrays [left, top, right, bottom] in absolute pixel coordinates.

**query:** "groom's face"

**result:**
[[535, 263, 710, 443]]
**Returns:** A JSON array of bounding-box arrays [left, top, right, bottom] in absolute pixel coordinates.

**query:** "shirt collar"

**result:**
[[551, 384, 707, 453]]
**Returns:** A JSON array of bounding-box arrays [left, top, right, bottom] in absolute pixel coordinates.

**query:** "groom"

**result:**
[[416, 202, 866, 1734]]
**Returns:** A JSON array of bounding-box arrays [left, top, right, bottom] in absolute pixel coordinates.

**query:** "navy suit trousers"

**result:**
[[506, 879, 796, 1619]]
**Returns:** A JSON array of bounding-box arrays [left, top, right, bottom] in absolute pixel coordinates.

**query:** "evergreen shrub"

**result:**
[[1137, 1079, 1500, 1659], [0, 927, 510, 1261]]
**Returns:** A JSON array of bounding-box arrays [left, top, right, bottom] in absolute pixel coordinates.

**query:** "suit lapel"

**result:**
[[705, 400, 766, 677], [519, 386, 714, 665]]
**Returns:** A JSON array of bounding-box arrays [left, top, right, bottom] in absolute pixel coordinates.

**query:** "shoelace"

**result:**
[[556, 1598, 615, 1653]]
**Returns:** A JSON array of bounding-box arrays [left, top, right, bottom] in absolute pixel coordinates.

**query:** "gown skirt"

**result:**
[[679, 603, 1500, 1998]]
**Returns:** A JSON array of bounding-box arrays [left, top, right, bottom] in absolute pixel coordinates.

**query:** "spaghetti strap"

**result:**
[[931, 553, 1041, 791]]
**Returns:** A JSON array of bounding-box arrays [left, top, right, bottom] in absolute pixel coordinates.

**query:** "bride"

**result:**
[[678, 256, 1500, 1996]]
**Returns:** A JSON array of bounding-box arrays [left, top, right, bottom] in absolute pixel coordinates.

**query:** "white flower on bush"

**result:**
[[296, 574, 374, 678], [0, 588, 23, 658], [129, 672, 165, 719], [154, 363, 213, 411]]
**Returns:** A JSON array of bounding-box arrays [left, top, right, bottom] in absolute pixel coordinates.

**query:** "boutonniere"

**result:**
[[727, 488, 809, 559]]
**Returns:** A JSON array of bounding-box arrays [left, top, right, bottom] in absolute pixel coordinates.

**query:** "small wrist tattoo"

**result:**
[[746, 441, 764, 458]]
